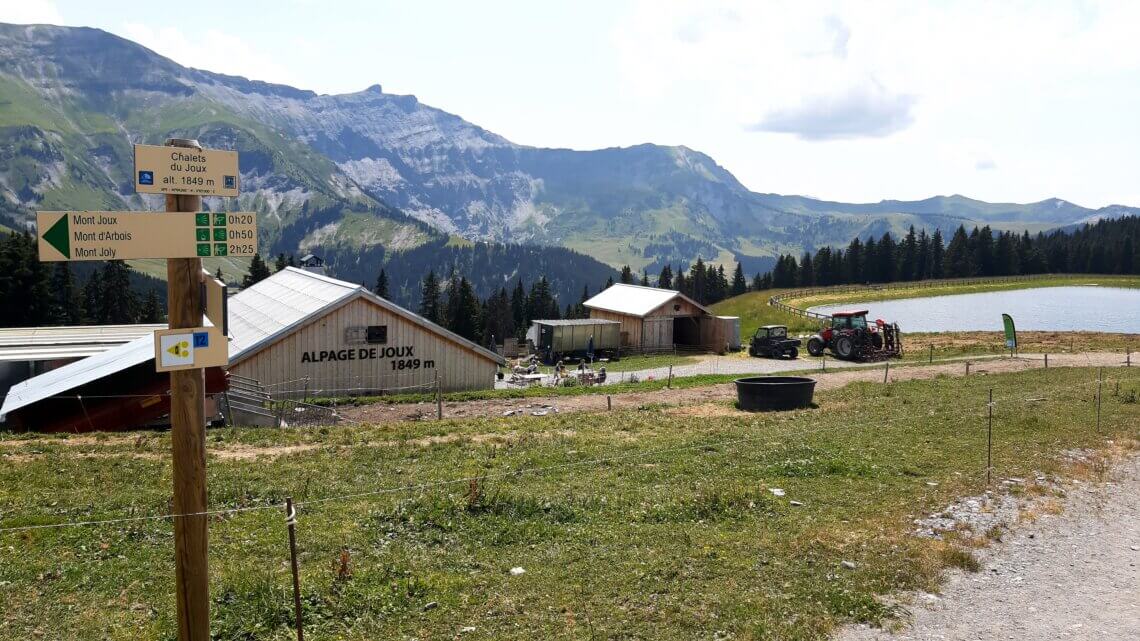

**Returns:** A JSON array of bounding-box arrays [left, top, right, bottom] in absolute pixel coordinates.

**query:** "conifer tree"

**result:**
[[419, 270, 442, 324], [374, 268, 389, 298], [242, 254, 271, 287]]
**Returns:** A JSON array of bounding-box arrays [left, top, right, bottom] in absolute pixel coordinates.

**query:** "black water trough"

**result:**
[[734, 376, 817, 411]]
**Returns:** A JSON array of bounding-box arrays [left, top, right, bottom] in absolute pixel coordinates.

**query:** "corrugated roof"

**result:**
[[0, 324, 165, 362], [529, 319, 621, 327], [2, 268, 504, 419], [0, 334, 155, 419], [583, 283, 710, 317], [228, 268, 359, 359]]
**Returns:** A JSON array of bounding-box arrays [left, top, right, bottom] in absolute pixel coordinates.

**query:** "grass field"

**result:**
[[2, 366, 1137, 640]]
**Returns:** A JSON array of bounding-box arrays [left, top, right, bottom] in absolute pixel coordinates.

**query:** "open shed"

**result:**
[[583, 284, 739, 351]]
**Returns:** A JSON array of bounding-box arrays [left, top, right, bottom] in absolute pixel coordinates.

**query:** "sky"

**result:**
[[5, 0, 1140, 208]]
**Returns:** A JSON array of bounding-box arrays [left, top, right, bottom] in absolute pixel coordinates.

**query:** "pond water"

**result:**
[[807, 286, 1140, 333]]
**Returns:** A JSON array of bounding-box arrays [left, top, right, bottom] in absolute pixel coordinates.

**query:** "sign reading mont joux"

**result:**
[[36, 211, 258, 261], [134, 144, 240, 197]]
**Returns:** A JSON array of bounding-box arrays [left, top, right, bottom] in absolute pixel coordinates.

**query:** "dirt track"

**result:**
[[838, 452, 1140, 641], [343, 352, 1129, 425]]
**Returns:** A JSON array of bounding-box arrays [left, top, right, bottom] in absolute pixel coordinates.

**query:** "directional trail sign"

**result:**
[[134, 144, 240, 197], [154, 326, 228, 372], [36, 211, 257, 261]]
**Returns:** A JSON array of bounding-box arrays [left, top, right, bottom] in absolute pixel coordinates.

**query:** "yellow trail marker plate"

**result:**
[[155, 326, 228, 372], [36, 211, 257, 261], [134, 144, 240, 197]]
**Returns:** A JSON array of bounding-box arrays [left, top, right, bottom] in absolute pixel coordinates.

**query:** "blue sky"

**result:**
[[6, 0, 1140, 208]]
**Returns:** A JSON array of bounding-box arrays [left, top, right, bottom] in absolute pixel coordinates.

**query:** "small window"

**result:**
[[771, 327, 786, 338], [344, 326, 367, 344], [673, 304, 681, 312], [366, 325, 388, 344]]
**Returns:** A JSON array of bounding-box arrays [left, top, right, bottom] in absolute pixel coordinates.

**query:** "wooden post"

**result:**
[[1044, 353, 1048, 369], [607, 395, 612, 411], [1096, 368, 1103, 433], [883, 361, 889, 384], [986, 388, 993, 486], [165, 138, 209, 641], [966, 362, 970, 376], [667, 364, 673, 389], [929, 344, 933, 364], [435, 371, 442, 420], [284, 498, 304, 641]]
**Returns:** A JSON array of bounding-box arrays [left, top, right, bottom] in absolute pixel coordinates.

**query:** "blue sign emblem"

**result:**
[[192, 332, 209, 348], [138, 170, 154, 185], [223, 175, 236, 189]]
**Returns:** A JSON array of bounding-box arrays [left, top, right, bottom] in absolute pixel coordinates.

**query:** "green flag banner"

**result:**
[[1001, 313, 1017, 349]]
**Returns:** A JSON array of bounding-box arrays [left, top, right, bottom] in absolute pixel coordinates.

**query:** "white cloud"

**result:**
[[0, 0, 63, 25], [121, 22, 301, 88], [747, 80, 915, 140]]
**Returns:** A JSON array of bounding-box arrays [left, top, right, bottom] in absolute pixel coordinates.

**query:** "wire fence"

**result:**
[[1, 360, 1137, 639]]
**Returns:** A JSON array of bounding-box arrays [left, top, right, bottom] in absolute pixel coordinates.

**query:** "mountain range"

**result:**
[[0, 22, 1134, 296]]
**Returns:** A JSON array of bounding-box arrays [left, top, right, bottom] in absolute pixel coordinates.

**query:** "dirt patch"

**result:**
[[664, 403, 743, 418], [211, 444, 322, 461]]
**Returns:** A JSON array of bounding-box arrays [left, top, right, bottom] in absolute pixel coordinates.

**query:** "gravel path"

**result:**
[[838, 454, 1140, 641]]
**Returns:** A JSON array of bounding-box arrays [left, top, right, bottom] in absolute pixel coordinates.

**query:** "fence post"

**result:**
[[284, 498, 304, 641], [436, 372, 443, 421], [1044, 353, 1048, 369], [883, 361, 889, 384], [822, 353, 826, 371], [667, 364, 673, 389], [966, 362, 970, 376], [607, 395, 612, 411], [1128, 351, 1132, 367], [929, 344, 933, 364], [986, 388, 993, 486], [1096, 368, 1103, 433]]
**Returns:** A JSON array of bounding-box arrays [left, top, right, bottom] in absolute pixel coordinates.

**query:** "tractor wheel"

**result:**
[[834, 336, 855, 360], [871, 333, 884, 350], [807, 337, 825, 357], [785, 347, 799, 359]]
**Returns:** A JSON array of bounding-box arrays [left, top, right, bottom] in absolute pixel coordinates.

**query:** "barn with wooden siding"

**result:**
[[228, 268, 504, 396], [583, 283, 739, 352]]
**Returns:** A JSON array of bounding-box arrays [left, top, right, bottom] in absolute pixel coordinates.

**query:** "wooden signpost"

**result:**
[[34, 137, 246, 640], [36, 211, 257, 260], [134, 143, 240, 197]]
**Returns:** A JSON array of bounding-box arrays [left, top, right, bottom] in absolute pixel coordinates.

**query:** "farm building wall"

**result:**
[[230, 297, 497, 396], [588, 309, 644, 347]]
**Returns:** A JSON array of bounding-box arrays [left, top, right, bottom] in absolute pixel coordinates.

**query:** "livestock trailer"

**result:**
[[528, 319, 622, 363]]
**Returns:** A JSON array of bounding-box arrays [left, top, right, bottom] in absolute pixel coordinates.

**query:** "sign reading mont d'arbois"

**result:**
[[36, 211, 258, 261], [134, 144, 240, 197]]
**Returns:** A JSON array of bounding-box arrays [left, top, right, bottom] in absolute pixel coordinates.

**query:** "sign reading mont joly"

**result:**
[[36, 211, 258, 260], [134, 143, 239, 197]]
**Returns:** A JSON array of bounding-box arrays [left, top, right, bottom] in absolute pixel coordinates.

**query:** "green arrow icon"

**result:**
[[43, 214, 70, 258]]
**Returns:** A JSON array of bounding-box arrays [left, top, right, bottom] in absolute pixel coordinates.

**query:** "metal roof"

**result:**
[[583, 283, 711, 318], [529, 319, 621, 327], [1, 334, 155, 419], [227, 267, 359, 359], [0, 324, 165, 362], [2, 268, 504, 419]]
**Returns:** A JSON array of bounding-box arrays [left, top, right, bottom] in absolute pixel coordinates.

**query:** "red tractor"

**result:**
[[805, 310, 902, 361]]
